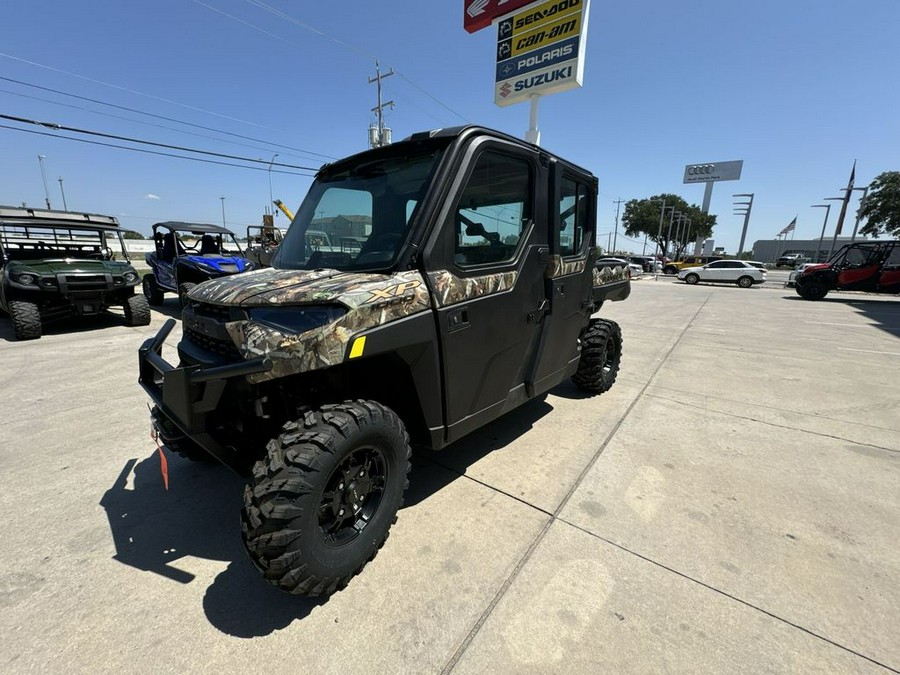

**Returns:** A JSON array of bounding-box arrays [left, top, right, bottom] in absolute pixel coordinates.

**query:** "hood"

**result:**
[[6, 258, 135, 276], [189, 267, 426, 310], [800, 263, 830, 275], [180, 254, 251, 274]]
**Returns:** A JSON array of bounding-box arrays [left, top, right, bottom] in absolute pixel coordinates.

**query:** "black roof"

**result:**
[[152, 221, 235, 235], [0, 205, 120, 230]]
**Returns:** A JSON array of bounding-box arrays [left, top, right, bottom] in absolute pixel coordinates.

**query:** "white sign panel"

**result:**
[[683, 160, 744, 184], [494, 0, 590, 107]]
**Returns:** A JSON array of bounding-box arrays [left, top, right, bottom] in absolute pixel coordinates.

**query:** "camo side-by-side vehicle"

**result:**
[[139, 126, 630, 596], [1, 206, 149, 340]]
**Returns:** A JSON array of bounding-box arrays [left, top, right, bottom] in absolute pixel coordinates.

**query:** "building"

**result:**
[[751, 236, 871, 264]]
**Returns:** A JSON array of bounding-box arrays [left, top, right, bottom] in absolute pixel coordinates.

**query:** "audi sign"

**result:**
[[683, 160, 743, 184]]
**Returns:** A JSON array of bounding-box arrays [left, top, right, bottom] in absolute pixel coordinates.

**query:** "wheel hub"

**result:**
[[319, 447, 387, 545]]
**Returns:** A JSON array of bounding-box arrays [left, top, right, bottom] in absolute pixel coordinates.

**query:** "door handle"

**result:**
[[448, 308, 470, 333]]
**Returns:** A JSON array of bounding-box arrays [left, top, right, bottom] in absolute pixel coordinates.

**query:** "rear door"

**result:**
[[422, 138, 549, 443], [836, 244, 880, 291], [876, 242, 900, 291]]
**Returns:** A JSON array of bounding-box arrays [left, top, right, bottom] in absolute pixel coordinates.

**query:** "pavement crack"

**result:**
[[439, 296, 712, 673], [555, 518, 900, 674]]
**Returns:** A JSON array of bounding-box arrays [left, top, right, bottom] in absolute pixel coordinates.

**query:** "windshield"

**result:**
[[273, 143, 447, 271], [0, 223, 128, 262], [172, 230, 244, 257]]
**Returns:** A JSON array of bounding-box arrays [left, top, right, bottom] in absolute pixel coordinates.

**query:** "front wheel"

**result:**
[[9, 300, 41, 340], [572, 318, 622, 394], [143, 274, 164, 305], [124, 294, 151, 326], [664, 265, 678, 275], [737, 275, 754, 288], [178, 283, 197, 308], [797, 280, 828, 300], [242, 400, 412, 596], [684, 273, 699, 285]]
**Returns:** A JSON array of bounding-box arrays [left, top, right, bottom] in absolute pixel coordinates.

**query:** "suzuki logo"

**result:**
[[500, 82, 512, 98]]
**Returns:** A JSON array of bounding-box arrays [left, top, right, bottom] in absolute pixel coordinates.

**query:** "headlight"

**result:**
[[16, 274, 36, 285], [124, 272, 138, 283], [243, 261, 255, 271], [248, 305, 346, 334]]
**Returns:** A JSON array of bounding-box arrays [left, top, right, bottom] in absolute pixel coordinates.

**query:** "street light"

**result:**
[[810, 204, 832, 262], [37, 155, 51, 209], [268, 153, 279, 217], [823, 196, 844, 260], [733, 193, 754, 257], [58, 177, 68, 211], [220, 196, 226, 228], [667, 210, 680, 259], [846, 186, 870, 242]]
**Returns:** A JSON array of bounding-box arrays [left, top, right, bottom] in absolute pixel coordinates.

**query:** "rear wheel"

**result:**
[[178, 283, 197, 308], [143, 274, 164, 305], [572, 318, 622, 394], [737, 275, 754, 288], [242, 400, 411, 596], [124, 294, 151, 326], [684, 273, 699, 285], [9, 300, 41, 340], [797, 280, 828, 300]]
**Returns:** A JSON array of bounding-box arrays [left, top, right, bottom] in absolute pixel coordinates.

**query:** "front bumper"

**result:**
[[138, 319, 271, 467]]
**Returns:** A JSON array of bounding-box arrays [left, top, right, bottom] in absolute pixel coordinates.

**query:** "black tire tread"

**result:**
[[572, 318, 623, 394], [124, 294, 151, 326], [9, 300, 42, 340], [143, 274, 164, 305], [242, 400, 411, 596]]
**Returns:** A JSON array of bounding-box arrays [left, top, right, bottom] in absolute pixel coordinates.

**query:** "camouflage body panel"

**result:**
[[546, 255, 587, 279], [593, 263, 628, 287], [191, 269, 430, 383], [427, 269, 518, 307]]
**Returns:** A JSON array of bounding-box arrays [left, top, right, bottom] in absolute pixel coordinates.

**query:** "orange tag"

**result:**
[[157, 443, 169, 491]]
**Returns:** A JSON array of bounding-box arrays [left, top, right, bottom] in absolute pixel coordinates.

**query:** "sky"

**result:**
[[2, 0, 898, 254]]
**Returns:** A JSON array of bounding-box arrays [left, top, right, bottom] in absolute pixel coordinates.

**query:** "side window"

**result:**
[[884, 245, 900, 268], [453, 152, 532, 268], [559, 177, 587, 257]]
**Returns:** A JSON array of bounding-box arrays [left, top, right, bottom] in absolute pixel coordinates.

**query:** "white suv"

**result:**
[[677, 260, 766, 288]]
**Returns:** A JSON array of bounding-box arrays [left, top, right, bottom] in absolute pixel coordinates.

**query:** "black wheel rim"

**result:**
[[318, 446, 387, 547], [602, 337, 618, 377]]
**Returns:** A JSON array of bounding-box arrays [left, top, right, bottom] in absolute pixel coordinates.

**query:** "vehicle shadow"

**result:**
[[99, 452, 324, 638], [782, 294, 900, 339], [148, 299, 184, 320]]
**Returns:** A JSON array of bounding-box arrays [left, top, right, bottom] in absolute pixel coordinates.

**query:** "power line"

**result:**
[[0, 75, 335, 160], [0, 51, 268, 129], [0, 113, 320, 171], [0, 124, 316, 177]]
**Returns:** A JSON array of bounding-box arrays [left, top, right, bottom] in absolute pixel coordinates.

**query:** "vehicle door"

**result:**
[[702, 260, 731, 281], [529, 164, 595, 389], [836, 244, 880, 291], [422, 139, 549, 443], [876, 242, 900, 291]]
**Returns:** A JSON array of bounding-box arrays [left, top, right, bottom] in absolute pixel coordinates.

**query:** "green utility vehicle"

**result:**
[[1, 206, 149, 340], [139, 126, 630, 596]]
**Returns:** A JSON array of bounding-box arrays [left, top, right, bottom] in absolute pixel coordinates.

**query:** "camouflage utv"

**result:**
[[139, 126, 630, 596]]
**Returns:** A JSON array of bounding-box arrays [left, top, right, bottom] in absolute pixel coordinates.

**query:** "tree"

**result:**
[[621, 193, 717, 258], [123, 230, 145, 240], [858, 171, 900, 238]]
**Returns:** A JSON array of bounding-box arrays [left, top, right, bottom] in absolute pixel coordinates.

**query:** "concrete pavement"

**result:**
[[0, 281, 897, 673]]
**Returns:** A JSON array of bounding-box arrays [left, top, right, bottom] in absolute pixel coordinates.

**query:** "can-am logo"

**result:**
[[513, 66, 572, 92]]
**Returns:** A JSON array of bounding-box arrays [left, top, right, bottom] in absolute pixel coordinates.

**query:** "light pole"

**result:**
[[733, 193, 754, 258], [823, 196, 845, 260], [810, 204, 832, 262], [268, 153, 279, 217], [612, 198, 624, 253], [666, 210, 680, 260], [58, 177, 68, 211], [220, 196, 226, 228], [847, 186, 869, 242], [37, 155, 52, 209]]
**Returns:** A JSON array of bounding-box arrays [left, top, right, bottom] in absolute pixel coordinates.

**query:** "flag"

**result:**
[[778, 217, 796, 236], [834, 161, 856, 236]]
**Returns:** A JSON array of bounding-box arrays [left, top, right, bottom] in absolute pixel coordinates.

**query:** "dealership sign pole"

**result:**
[[683, 160, 743, 255], [465, 0, 590, 146]]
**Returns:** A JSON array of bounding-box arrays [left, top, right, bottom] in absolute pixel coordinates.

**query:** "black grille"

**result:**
[[183, 302, 242, 360], [62, 274, 109, 291]]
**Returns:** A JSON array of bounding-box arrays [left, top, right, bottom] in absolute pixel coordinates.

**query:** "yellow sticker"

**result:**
[[512, 11, 582, 57], [349, 336, 366, 359]]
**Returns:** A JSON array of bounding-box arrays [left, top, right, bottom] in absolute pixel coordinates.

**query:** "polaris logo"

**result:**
[[513, 66, 573, 92], [517, 44, 573, 69]]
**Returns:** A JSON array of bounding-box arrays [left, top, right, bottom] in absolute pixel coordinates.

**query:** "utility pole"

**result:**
[[368, 61, 394, 148], [220, 196, 226, 228], [58, 177, 68, 211], [612, 198, 624, 253]]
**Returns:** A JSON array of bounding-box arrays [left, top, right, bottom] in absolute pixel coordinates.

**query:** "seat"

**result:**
[[200, 234, 219, 255], [161, 232, 178, 262]]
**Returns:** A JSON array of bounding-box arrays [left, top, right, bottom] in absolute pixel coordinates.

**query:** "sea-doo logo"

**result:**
[[513, 66, 573, 92], [514, 0, 581, 30]]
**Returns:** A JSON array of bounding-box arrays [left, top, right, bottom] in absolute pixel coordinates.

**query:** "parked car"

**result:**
[[663, 255, 724, 275], [143, 221, 253, 306], [677, 259, 766, 287], [628, 255, 660, 273], [776, 253, 811, 268]]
